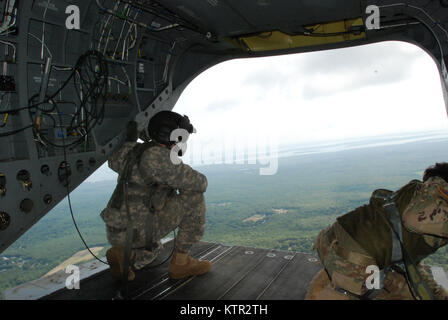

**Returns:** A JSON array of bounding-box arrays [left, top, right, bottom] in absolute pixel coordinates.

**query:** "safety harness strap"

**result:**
[[384, 201, 404, 264], [144, 203, 155, 251], [119, 141, 157, 290], [357, 192, 435, 300], [383, 195, 434, 300]]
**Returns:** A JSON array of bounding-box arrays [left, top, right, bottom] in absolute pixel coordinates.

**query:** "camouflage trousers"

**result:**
[[102, 191, 206, 269], [310, 221, 448, 300]]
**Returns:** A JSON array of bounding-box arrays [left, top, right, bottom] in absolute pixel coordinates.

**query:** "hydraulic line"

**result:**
[[95, 0, 180, 32], [378, 3, 448, 59]]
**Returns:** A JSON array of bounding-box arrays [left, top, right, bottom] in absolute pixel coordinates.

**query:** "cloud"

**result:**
[[206, 98, 240, 111], [300, 42, 422, 74], [174, 40, 446, 147], [238, 41, 426, 100], [300, 42, 425, 99]]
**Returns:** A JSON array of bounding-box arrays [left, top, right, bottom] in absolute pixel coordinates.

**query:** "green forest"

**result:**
[[1, 135, 448, 297]]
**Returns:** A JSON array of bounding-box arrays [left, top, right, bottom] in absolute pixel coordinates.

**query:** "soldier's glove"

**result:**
[[126, 121, 139, 142]]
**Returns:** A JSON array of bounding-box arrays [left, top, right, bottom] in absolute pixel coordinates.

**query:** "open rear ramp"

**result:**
[[5, 241, 321, 300]]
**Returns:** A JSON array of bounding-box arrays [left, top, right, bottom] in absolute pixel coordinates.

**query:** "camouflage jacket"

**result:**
[[337, 180, 448, 269], [101, 141, 208, 227]]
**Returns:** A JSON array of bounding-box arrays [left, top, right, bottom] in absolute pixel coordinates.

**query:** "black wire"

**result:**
[[53, 100, 109, 266], [1, 51, 121, 265], [0, 105, 27, 114], [0, 91, 24, 114], [0, 124, 33, 137], [0, 94, 26, 133], [6, 49, 172, 270], [66, 184, 110, 265], [24, 50, 111, 265], [1, 51, 108, 140], [26, 51, 109, 149], [45, 51, 166, 267], [99, 0, 201, 35]]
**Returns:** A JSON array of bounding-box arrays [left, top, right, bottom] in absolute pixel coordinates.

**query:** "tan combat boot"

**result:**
[[168, 251, 212, 279], [106, 246, 136, 281]]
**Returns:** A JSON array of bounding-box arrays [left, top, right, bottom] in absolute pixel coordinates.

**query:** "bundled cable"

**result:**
[[0, 51, 109, 142], [30, 50, 109, 148]]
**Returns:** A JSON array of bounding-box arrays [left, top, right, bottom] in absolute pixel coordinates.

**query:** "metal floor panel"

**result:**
[[134, 244, 234, 300], [41, 241, 321, 300], [162, 246, 268, 300], [258, 253, 321, 300], [43, 241, 219, 300], [217, 250, 298, 300]]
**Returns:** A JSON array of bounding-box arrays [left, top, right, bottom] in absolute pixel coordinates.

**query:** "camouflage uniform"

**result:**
[[311, 178, 448, 300], [100, 141, 208, 270]]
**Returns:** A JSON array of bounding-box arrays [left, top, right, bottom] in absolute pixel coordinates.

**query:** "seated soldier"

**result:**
[[100, 111, 211, 281], [306, 163, 448, 300]]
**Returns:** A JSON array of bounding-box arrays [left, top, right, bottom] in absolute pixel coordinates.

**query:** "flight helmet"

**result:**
[[148, 111, 195, 145]]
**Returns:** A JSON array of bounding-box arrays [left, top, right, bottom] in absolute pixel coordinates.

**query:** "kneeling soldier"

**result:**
[[100, 111, 211, 281], [307, 163, 448, 300]]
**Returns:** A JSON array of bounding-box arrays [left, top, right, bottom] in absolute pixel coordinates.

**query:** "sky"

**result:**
[[87, 40, 448, 182], [174, 40, 447, 145]]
